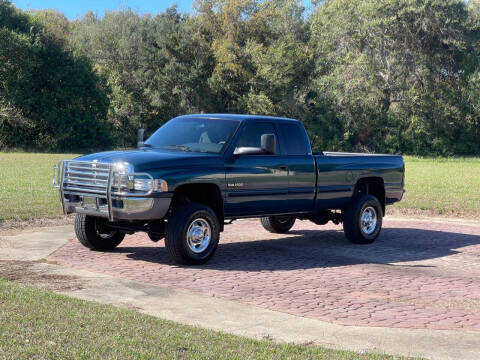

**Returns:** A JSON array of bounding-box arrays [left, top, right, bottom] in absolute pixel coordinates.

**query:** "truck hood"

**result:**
[[75, 149, 223, 172]]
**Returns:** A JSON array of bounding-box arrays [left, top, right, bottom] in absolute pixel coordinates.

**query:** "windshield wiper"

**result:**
[[141, 143, 154, 148], [162, 144, 192, 152]]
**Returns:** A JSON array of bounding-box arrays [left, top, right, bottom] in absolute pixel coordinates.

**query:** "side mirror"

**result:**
[[233, 133, 276, 156], [261, 133, 276, 155], [137, 128, 145, 148]]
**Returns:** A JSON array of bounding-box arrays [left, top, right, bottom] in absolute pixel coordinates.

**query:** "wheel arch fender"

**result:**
[[169, 182, 225, 231], [352, 177, 386, 215]]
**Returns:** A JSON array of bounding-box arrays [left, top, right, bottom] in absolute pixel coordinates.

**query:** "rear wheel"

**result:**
[[164, 203, 220, 265], [75, 214, 125, 251], [260, 216, 296, 234], [343, 195, 383, 244]]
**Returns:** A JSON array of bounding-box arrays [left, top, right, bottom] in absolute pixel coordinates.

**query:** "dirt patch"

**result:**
[[120, 302, 143, 311], [386, 207, 479, 220], [0, 260, 84, 292], [0, 216, 74, 236]]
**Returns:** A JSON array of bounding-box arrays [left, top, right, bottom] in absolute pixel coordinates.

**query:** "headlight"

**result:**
[[112, 162, 167, 194], [133, 178, 152, 192], [128, 176, 168, 193], [112, 162, 133, 192]]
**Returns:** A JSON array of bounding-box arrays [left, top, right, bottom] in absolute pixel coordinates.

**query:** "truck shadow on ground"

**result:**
[[116, 227, 480, 271]]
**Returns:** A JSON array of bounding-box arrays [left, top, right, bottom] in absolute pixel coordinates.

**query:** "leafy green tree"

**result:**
[[31, 9, 70, 48], [0, 0, 111, 151], [69, 7, 216, 146], [310, 0, 480, 155], [194, 0, 313, 120], [2, 0, 480, 155]]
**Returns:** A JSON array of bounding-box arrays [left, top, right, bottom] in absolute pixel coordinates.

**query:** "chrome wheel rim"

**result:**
[[360, 206, 377, 235], [186, 218, 211, 254]]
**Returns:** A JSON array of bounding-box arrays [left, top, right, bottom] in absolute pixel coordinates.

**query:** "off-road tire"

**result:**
[[164, 202, 220, 265], [75, 214, 125, 251], [260, 216, 296, 234], [343, 195, 383, 244]]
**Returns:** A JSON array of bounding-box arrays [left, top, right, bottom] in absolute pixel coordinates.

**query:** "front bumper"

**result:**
[[63, 193, 172, 221]]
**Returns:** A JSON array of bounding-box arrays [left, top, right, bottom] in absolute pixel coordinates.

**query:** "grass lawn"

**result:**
[[0, 153, 77, 221], [0, 279, 408, 360], [393, 157, 480, 218], [0, 153, 478, 221]]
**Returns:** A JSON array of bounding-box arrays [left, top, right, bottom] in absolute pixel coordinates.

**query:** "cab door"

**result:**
[[276, 122, 316, 213], [224, 121, 290, 217]]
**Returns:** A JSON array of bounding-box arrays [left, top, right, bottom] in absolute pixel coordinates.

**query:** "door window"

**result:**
[[236, 122, 279, 154]]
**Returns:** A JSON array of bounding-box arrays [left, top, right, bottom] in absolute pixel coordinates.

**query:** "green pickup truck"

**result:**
[[54, 114, 405, 265]]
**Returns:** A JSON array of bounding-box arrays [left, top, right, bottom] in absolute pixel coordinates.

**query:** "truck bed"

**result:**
[[313, 152, 405, 210]]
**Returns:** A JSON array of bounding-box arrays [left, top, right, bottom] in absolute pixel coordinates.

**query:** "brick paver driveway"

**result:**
[[48, 218, 480, 331]]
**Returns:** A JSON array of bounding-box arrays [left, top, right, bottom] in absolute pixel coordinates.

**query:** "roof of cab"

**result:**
[[175, 113, 299, 123]]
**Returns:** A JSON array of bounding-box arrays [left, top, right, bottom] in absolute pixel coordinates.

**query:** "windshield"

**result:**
[[145, 117, 240, 154]]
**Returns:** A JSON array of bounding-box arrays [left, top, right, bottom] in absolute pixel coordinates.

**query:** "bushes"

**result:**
[[0, 1, 112, 152]]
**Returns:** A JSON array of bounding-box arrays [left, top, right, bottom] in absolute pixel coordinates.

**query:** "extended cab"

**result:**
[[53, 114, 405, 265]]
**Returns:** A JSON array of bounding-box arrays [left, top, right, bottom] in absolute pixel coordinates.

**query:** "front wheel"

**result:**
[[260, 216, 296, 234], [343, 195, 383, 244], [164, 203, 220, 265], [75, 214, 125, 251]]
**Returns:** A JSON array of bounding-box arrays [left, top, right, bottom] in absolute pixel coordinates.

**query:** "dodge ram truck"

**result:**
[[53, 114, 405, 265]]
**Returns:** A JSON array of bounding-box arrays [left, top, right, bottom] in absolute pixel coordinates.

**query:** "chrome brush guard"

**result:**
[[53, 160, 154, 221]]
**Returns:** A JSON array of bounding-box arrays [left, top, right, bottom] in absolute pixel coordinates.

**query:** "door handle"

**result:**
[[279, 165, 288, 171]]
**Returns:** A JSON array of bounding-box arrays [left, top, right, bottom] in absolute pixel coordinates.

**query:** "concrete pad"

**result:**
[[0, 225, 74, 261]]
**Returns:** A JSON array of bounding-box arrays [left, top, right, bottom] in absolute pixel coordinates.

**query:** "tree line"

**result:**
[[1, 0, 480, 155]]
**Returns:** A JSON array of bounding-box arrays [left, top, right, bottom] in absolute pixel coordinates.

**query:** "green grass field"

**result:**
[[0, 153, 478, 221], [0, 153, 77, 221], [392, 157, 480, 217], [0, 279, 407, 360]]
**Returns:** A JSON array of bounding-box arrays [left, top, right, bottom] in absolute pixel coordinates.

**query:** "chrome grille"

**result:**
[[63, 161, 112, 196]]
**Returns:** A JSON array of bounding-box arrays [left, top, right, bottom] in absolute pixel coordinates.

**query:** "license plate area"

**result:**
[[81, 196, 98, 210]]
